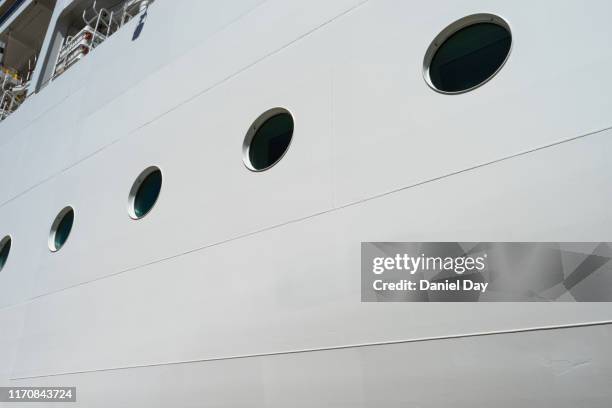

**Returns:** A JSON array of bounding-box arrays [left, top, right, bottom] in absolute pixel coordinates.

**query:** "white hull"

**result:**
[[1, 0, 611, 406]]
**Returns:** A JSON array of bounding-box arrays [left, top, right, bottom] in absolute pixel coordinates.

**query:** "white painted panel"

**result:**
[[0, 103, 32, 140], [0, 129, 27, 204], [76, 0, 267, 118], [12, 127, 612, 378], [0, 0, 364, 207], [83, 0, 366, 131], [22, 72, 73, 123], [0, 189, 52, 308], [0, 305, 25, 387], [76, 0, 365, 156], [13, 96, 81, 190], [6, 0, 612, 211], [8, 324, 612, 407], [330, 0, 612, 204], [0, 166, 90, 308], [31, 38, 335, 296], [0, 1, 611, 404]]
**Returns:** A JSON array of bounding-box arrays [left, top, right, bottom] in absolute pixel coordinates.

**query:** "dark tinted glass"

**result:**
[[249, 112, 293, 170], [54, 209, 74, 250], [429, 22, 511, 92], [0, 236, 10, 270], [134, 169, 162, 218]]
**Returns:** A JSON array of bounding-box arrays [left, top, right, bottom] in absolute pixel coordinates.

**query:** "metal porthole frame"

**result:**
[[242, 107, 295, 172], [422, 13, 513, 95], [127, 165, 163, 220], [48, 206, 75, 252]]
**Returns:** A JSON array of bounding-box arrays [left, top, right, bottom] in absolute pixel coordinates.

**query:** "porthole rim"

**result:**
[[242, 107, 295, 172], [48, 206, 75, 252], [127, 165, 163, 220], [422, 13, 513, 95], [0, 234, 12, 272]]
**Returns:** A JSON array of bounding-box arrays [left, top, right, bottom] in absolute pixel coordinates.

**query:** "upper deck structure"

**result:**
[[0, 0, 150, 120]]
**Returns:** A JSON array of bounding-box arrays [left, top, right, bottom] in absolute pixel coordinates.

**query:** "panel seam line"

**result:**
[[12, 123, 612, 305], [10, 320, 612, 380]]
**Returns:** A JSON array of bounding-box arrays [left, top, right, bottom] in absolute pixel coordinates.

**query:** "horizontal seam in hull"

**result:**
[[10, 319, 612, 380]]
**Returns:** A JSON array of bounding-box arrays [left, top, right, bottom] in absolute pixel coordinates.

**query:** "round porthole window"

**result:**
[[128, 166, 162, 219], [424, 14, 512, 94], [243, 108, 294, 171], [49, 207, 74, 252], [0, 235, 11, 271]]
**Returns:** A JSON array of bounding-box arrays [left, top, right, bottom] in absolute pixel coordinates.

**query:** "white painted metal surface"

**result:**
[[0, 0, 611, 406]]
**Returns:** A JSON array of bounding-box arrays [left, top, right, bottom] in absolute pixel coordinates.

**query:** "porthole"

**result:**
[[49, 207, 74, 252], [424, 14, 512, 94], [128, 166, 162, 219], [243, 108, 294, 171], [0, 235, 11, 271]]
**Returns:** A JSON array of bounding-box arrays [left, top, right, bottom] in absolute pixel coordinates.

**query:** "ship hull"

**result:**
[[1, 0, 611, 406]]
